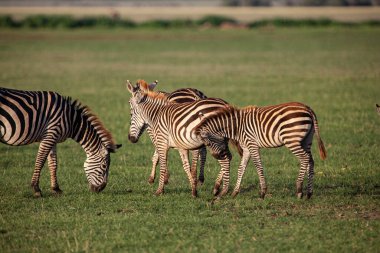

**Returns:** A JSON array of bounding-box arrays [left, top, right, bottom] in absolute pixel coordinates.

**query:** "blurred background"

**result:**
[[0, 0, 379, 27]]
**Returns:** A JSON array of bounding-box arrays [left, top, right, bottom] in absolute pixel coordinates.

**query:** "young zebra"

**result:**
[[127, 80, 232, 197], [139, 81, 208, 185], [0, 87, 121, 197], [196, 102, 327, 199]]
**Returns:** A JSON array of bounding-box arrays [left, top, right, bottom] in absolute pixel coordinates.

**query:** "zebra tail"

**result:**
[[310, 109, 327, 160], [229, 139, 243, 157]]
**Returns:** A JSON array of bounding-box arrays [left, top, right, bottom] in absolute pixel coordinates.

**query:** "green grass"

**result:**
[[0, 27, 379, 252]]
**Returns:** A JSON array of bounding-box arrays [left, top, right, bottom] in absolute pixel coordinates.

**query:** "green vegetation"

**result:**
[[0, 27, 379, 252], [1, 14, 380, 29]]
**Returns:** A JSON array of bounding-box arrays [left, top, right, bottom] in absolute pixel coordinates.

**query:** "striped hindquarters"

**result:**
[[247, 102, 314, 148], [163, 98, 228, 149], [0, 88, 70, 146]]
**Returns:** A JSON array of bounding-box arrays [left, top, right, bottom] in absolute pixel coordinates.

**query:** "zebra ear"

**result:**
[[108, 144, 122, 153], [126, 80, 134, 94], [136, 79, 150, 92]]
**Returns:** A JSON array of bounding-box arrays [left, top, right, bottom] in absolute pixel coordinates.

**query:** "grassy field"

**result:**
[[0, 27, 379, 252]]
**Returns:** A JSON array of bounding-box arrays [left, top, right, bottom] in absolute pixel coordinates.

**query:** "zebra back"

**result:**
[[166, 88, 207, 103]]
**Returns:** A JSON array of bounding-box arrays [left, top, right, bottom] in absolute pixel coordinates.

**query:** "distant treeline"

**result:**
[[1, 15, 379, 29]]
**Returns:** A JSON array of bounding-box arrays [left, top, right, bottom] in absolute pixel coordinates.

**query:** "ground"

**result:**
[[0, 27, 379, 252]]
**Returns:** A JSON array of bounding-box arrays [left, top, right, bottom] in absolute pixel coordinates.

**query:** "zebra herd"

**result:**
[[0, 80, 327, 199]]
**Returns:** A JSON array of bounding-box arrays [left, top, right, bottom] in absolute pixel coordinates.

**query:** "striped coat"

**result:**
[[196, 102, 326, 199], [0, 87, 120, 197], [138, 82, 208, 185], [127, 80, 232, 197]]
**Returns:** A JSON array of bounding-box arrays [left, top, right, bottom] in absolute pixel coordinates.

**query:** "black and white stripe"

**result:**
[[0, 87, 120, 197], [142, 83, 208, 185], [196, 102, 327, 199], [127, 80, 232, 197]]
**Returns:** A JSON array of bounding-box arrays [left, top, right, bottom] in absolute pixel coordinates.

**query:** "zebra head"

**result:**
[[128, 97, 148, 143], [84, 143, 121, 193], [199, 129, 231, 160], [126, 80, 157, 143]]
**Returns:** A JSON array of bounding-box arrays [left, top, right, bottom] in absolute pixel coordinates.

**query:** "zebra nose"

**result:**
[[90, 181, 107, 193], [128, 134, 138, 143]]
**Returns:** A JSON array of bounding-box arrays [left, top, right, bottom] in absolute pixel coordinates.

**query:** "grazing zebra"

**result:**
[[127, 80, 233, 197], [141, 81, 208, 185], [0, 87, 121, 197], [196, 102, 327, 199]]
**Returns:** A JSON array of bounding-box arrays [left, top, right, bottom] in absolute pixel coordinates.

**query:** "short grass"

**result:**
[[0, 27, 379, 252]]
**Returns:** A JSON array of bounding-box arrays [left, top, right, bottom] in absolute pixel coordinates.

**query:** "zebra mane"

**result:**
[[135, 79, 170, 101], [70, 99, 117, 151]]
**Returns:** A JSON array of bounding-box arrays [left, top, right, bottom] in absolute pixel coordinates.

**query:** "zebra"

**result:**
[[127, 80, 233, 197], [139, 81, 208, 185], [196, 102, 327, 199], [0, 87, 121, 197]]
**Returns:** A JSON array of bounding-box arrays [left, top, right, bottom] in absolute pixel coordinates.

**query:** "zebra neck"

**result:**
[[71, 115, 105, 155], [142, 96, 169, 124]]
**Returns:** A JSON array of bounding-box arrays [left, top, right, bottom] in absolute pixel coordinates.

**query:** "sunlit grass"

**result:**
[[0, 27, 379, 252]]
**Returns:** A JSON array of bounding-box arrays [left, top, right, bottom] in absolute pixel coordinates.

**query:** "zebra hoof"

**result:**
[[33, 191, 42, 198], [213, 187, 220, 196], [197, 179, 204, 186], [164, 172, 170, 184], [31, 184, 42, 198], [231, 190, 239, 198], [259, 192, 266, 199], [154, 190, 164, 196], [297, 192, 303, 199], [307, 192, 313, 199], [192, 190, 198, 198], [218, 189, 228, 197], [51, 187, 63, 195], [148, 177, 155, 185]]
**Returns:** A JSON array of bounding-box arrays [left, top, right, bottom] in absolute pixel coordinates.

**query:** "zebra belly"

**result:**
[[168, 130, 203, 150]]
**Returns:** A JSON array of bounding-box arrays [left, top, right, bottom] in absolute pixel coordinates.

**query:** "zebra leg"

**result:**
[[250, 147, 267, 199], [147, 128, 169, 185], [288, 145, 310, 199], [198, 146, 207, 185], [307, 153, 315, 199], [190, 149, 199, 185], [47, 145, 62, 194], [155, 147, 169, 196], [148, 150, 159, 184], [215, 156, 231, 197], [231, 147, 250, 198], [213, 170, 223, 196], [179, 149, 197, 197], [31, 139, 56, 197], [302, 131, 315, 199]]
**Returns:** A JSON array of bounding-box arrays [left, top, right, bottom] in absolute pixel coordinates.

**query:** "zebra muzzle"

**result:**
[[128, 134, 138, 143], [90, 181, 107, 193]]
